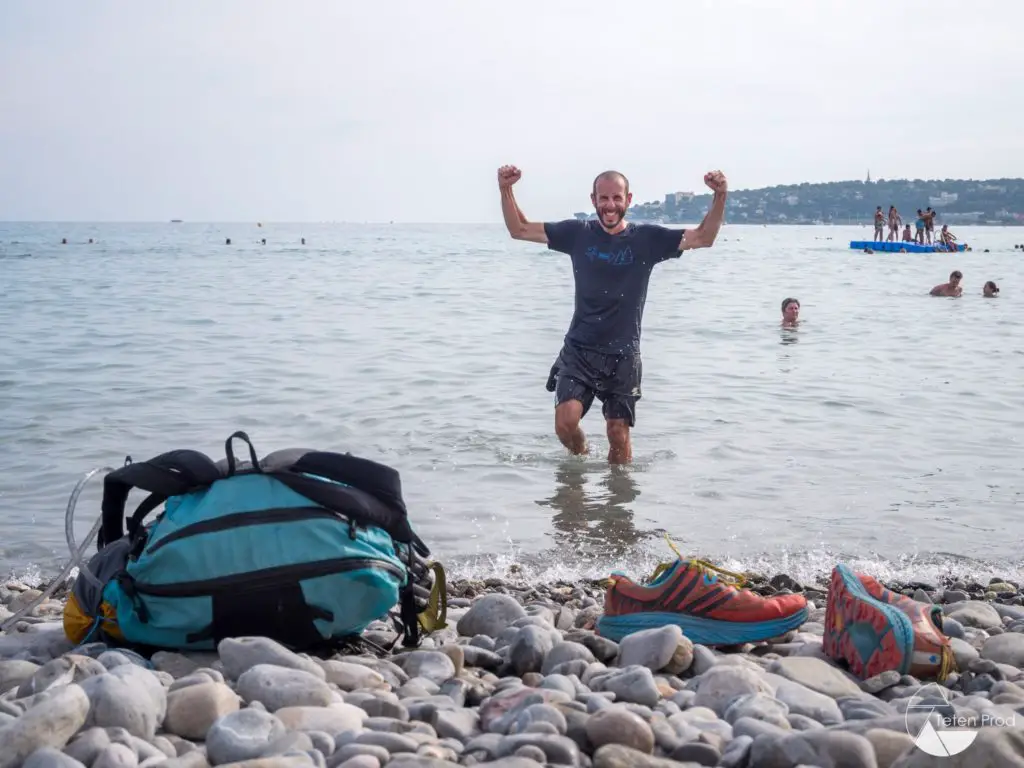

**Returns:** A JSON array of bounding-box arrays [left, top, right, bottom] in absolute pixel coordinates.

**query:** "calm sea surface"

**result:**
[[1, 221, 1022, 586]]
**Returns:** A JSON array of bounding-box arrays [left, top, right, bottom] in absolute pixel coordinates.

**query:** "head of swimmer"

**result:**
[[984, 280, 999, 297], [591, 171, 632, 232], [781, 297, 800, 325], [949, 270, 962, 288]]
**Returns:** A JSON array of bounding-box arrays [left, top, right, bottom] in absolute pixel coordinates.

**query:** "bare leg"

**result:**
[[554, 400, 587, 455], [606, 418, 632, 465]]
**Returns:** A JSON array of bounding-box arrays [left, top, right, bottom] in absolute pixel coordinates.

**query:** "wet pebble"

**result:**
[[1, 570, 1023, 768]]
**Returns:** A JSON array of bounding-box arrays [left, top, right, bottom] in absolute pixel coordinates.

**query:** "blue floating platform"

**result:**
[[849, 240, 967, 253]]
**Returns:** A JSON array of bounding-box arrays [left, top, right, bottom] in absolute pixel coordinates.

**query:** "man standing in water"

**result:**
[[497, 165, 727, 464]]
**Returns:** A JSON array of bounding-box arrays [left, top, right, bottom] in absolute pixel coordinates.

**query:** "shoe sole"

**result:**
[[823, 564, 913, 678], [595, 605, 810, 646], [858, 581, 952, 678]]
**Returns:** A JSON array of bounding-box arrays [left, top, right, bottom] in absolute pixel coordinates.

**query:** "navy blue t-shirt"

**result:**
[[543, 219, 685, 354]]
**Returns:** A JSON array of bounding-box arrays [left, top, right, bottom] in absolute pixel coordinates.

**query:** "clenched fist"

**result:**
[[704, 170, 728, 195], [497, 165, 522, 189]]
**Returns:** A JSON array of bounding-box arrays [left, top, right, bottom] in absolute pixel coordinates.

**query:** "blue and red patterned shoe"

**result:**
[[823, 563, 915, 680], [596, 556, 809, 646], [854, 570, 956, 682]]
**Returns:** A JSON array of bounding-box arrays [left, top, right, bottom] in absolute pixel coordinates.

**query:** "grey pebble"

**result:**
[[354, 730, 420, 753], [205, 707, 287, 764], [23, 748, 88, 768]]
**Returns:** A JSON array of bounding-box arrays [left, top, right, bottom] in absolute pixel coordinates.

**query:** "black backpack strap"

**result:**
[[399, 580, 422, 648], [292, 452, 407, 516], [99, 448, 223, 549], [269, 450, 416, 544], [411, 532, 430, 560]]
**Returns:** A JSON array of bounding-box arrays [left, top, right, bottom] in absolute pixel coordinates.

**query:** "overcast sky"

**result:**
[[2, 1, 1020, 223]]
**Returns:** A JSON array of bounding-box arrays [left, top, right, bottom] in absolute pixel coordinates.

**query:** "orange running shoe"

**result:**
[[824, 564, 916, 680], [596, 556, 809, 646], [855, 571, 956, 682]]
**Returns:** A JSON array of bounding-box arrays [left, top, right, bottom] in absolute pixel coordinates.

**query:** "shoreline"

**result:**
[[5, 554, 1024, 617], [1, 564, 1023, 765]]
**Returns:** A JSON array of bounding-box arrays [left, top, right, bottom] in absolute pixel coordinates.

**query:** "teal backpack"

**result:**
[[63, 431, 446, 653]]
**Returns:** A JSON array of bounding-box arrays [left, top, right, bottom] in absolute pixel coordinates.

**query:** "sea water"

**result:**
[[1, 221, 1022, 587]]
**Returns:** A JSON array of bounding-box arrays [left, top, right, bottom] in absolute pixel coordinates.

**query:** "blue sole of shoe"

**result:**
[[826, 563, 914, 677], [595, 605, 810, 646]]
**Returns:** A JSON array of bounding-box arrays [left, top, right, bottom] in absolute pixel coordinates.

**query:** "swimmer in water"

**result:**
[[984, 280, 1000, 297], [498, 164, 727, 464], [930, 270, 963, 297], [781, 297, 800, 327]]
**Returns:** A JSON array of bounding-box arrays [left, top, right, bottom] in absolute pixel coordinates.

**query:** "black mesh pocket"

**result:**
[[187, 581, 333, 650]]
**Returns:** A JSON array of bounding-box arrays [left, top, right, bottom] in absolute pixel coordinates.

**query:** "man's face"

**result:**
[[591, 177, 631, 229], [783, 301, 800, 323]]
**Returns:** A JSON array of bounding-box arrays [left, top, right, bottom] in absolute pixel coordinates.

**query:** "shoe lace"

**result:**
[[602, 534, 749, 589], [661, 533, 748, 587], [938, 643, 957, 683]]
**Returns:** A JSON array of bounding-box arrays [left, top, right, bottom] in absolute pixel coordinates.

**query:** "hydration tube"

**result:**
[[0, 466, 114, 633]]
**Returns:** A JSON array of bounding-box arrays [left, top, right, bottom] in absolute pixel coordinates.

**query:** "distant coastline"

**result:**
[[574, 176, 1024, 227]]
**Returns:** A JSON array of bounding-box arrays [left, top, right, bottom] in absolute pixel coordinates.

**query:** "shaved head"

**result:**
[[592, 170, 630, 196]]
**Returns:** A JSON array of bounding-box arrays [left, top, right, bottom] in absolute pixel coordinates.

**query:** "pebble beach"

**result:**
[[2, 568, 1024, 767]]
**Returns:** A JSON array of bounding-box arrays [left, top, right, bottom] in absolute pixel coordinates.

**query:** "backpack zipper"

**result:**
[[144, 506, 357, 555], [129, 557, 406, 599]]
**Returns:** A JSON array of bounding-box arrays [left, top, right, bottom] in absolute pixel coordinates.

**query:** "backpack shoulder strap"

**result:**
[[293, 451, 407, 515], [265, 449, 417, 544], [99, 448, 223, 548]]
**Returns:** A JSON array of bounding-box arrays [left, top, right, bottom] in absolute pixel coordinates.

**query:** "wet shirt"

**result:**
[[543, 219, 684, 354]]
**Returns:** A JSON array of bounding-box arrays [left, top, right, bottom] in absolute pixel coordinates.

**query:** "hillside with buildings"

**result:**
[[575, 176, 1024, 226]]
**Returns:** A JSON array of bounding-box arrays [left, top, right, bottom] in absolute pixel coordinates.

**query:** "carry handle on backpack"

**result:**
[[225, 431, 262, 476], [101, 432, 260, 549]]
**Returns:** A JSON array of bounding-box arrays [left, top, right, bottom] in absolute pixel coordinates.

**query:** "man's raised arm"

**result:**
[[498, 164, 549, 243], [680, 170, 729, 251]]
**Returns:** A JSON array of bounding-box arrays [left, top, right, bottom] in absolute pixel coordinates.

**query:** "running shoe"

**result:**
[[823, 563, 915, 680], [854, 571, 956, 682], [596, 553, 809, 646]]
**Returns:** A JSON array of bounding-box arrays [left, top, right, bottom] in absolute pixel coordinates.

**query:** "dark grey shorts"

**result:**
[[545, 341, 642, 426]]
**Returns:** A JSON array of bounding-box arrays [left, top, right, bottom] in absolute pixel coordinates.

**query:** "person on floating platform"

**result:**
[[940, 224, 958, 252], [873, 207, 885, 241], [923, 207, 936, 244], [886, 206, 902, 242], [914, 210, 926, 244]]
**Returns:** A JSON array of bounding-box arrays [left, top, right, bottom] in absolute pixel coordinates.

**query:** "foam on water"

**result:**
[[2, 222, 1023, 588]]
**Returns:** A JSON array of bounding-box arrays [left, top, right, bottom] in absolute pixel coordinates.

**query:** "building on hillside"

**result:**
[[929, 192, 959, 207], [664, 191, 694, 214]]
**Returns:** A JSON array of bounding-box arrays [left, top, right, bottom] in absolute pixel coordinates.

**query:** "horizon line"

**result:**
[[4, 176, 1022, 224]]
